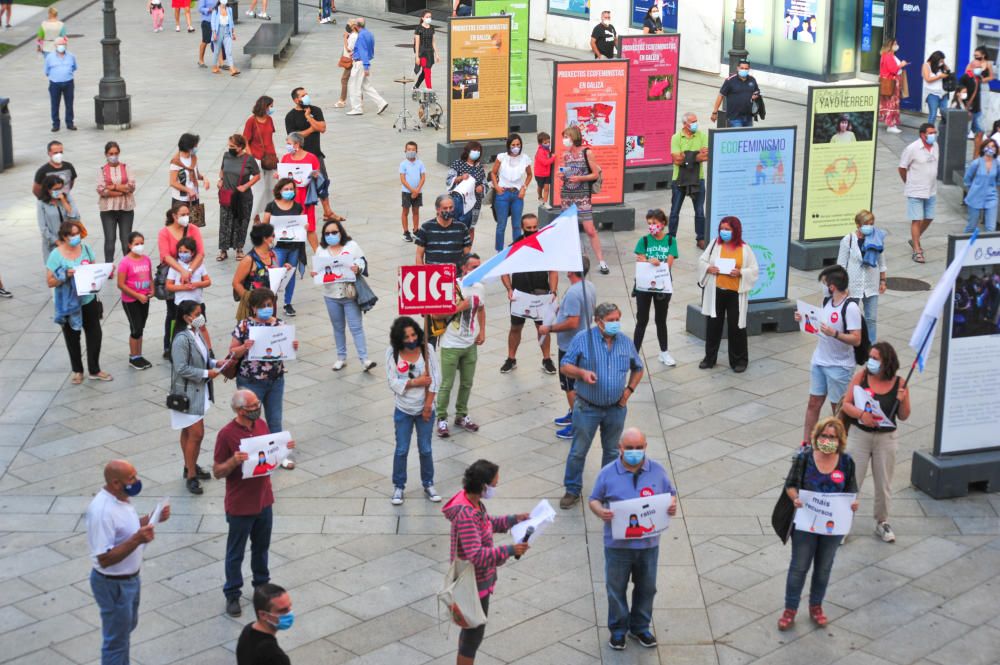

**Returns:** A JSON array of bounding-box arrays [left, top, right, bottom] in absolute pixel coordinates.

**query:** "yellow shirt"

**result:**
[[716, 244, 743, 292]]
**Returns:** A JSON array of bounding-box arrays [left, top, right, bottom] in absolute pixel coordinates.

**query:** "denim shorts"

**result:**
[[906, 195, 936, 221], [810, 364, 854, 404]]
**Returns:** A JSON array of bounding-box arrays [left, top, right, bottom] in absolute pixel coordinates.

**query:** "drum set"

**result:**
[[393, 76, 444, 132]]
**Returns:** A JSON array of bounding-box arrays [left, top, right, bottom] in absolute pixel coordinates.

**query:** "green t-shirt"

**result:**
[[670, 130, 708, 180], [634, 233, 678, 262]]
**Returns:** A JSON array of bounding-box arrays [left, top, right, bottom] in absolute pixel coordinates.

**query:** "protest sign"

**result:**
[[796, 300, 822, 334], [268, 267, 293, 295], [852, 385, 895, 429], [511, 289, 556, 321], [510, 499, 556, 545], [277, 162, 312, 188], [610, 493, 673, 540], [73, 263, 114, 295], [714, 257, 736, 275], [313, 254, 356, 285], [794, 490, 856, 536], [248, 325, 296, 361], [270, 215, 308, 243], [239, 431, 292, 478], [634, 262, 673, 293]]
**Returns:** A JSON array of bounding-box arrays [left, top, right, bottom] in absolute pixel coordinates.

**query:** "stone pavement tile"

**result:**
[[278, 604, 361, 652], [284, 580, 348, 614], [0, 544, 68, 580], [653, 608, 713, 645], [913, 544, 1000, 597], [716, 644, 755, 665], [702, 580, 738, 606], [832, 584, 946, 639], [687, 517, 765, 537], [561, 627, 604, 661], [671, 438, 744, 464], [653, 565, 705, 609], [511, 642, 602, 665], [511, 564, 592, 613], [953, 517, 1000, 535], [654, 644, 718, 665], [22, 553, 92, 592], [748, 626, 871, 665], [935, 576, 1000, 627], [283, 639, 357, 665], [926, 625, 1000, 665], [338, 642, 432, 665], [733, 542, 795, 578], [917, 497, 999, 518], [862, 612, 972, 665], [829, 654, 898, 665], [130, 615, 236, 665], [140, 545, 217, 584], [325, 549, 439, 595], [0, 612, 94, 662], [4, 648, 78, 665], [702, 564, 771, 595], [0, 604, 38, 632], [157, 590, 232, 628], [479, 609, 592, 662], [826, 566, 911, 611], [327, 606, 436, 656], [675, 459, 758, 496], [14, 583, 92, 621], [268, 532, 357, 559], [875, 535, 972, 578], [334, 566, 441, 621], [0, 577, 43, 609], [707, 601, 764, 639], [422, 652, 505, 665]]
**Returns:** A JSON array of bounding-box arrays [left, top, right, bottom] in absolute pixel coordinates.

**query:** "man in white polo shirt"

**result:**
[[898, 123, 939, 263], [86, 460, 170, 665]]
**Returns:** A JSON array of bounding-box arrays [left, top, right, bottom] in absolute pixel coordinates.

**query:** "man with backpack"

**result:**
[[796, 265, 867, 446]]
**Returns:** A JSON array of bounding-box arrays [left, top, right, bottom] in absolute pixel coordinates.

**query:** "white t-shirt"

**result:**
[[170, 154, 198, 202], [86, 488, 143, 576], [441, 282, 485, 349], [898, 139, 939, 199], [166, 262, 207, 304], [812, 296, 862, 369], [495, 152, 531, 189]]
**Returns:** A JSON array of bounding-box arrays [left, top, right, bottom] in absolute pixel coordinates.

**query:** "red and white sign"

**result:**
[[398, 265, 457, 316]]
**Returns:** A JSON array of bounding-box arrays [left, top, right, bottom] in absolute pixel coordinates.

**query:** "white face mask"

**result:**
[[482, 484, 496, 499], [422, 17, 430, 26], [131, 244, 145, 255], [51, 152, 64, 165], [562, 137, 573, 148], [190, 314, 206, 329], [178, 215, 190, 227], [602, 19, 610, 26]]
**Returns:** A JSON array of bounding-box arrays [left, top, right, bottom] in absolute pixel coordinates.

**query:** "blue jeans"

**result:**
[[964, 204, 998, 234], [926, 93, 948, 125], [48, 80, 74, 128], [971, 111, 984, 135], [324, 296, 369, 361], [494, 188, 524, 251], [321, 0, 332, 18], [784, 529, 840, 610], [224, 505, 273, 600], [273, 244, 300, 305], [90, 570, 141, 665], [236, 375, 285, 433], [862, 295, 878, 343], [667, 179, 706, 239], [605, 546, 658, 636], [563, 399, 627, 496], [392, 407, 434, 489], [728, 117, 752, 127], [456, 4, 472, 15]]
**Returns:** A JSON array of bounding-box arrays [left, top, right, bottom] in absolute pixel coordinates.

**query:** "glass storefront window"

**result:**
[[829, 0, 858, 74], [722, 0, 774, 67], [771, 0, 829, 76]]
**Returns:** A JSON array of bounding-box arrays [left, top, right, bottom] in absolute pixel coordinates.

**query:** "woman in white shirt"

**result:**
[[490, 133, 533, 252], [336, 19, 358, 108], [922, 51, 951, 126], [836, 210, 886, 342]]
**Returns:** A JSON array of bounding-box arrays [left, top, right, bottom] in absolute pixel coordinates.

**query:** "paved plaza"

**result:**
[[0, 2, 999, 664]]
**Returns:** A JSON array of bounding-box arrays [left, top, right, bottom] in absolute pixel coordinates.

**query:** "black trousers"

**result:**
[[62, 299, 103, 374], [99, 210, 135, 263], [457, 594, 490, 658], [704, 287, 748, 368], [633, 291, 671, 352]]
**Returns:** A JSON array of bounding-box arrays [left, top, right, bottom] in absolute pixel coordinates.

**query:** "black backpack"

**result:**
[[824, 296, 870, 365]]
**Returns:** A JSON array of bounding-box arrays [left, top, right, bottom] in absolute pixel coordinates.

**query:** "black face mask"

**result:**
[[228, 148, 238, 157], [440, 210, 454, 221], [522, 230, 536, 237]]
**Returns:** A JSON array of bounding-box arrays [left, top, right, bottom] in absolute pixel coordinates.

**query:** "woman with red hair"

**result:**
[[697, 216, 759, 372]]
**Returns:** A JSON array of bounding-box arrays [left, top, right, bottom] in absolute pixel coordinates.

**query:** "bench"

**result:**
[[243, 23, 293, 69]]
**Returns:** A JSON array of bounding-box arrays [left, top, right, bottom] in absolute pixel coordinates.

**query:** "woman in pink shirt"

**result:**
[[158, 204, 206, 358], [117, 231, 154, 370], [878, 39, 908, 134]]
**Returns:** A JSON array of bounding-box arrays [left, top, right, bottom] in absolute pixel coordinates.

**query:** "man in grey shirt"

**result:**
[[539, 257, 595, 440]]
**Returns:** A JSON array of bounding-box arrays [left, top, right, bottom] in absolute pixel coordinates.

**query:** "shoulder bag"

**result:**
[[878, 76, 896, 97], [771, 450, 808, 544], [166, 333, 192, 411], [219, 156, 248, 208], [583, 148, 603, 194], [249, 119, 279, 171], [438, 558, 487, 629]]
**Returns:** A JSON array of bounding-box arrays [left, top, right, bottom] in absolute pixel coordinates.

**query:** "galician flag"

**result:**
[[461, 206, 584, 287], [908, 229, 979, 371]]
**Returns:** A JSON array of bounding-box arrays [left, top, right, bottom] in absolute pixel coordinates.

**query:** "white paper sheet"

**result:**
[[634, 262, 673, 293], [150, 497, 170, 525], [852, 385, 896, 429], [239, 431, 292, 478], [510, 499, 556, 545], [796, 300, 823, 335], [609, 493, 673, 540], [793, 490, 856, 536], [268, 267, 292, 295], [511, 289, 555, 321], [72, 263, 114, 295], [313, 253, 357, 285], [713, 257, 736, 275], [248, 325, 296, 361], [270, 214, 309, 243], [277, 162, 312, 188]]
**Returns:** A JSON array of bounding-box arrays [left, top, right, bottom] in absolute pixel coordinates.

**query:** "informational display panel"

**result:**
[[800, 85, 879, 241], [619, 33, 680, 169], [475, 0, 529, 113], [447, 15, 511, 144], [547, 0, 588, 19], [552, 60, 629, 207], [706, 126, 796, 303], [936, 232, 1000, 455], [630, 0, 678, 31]]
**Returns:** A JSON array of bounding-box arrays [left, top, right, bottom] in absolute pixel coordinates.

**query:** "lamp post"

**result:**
[[718, 0, 748, 127], [94, 0, 131, 129]]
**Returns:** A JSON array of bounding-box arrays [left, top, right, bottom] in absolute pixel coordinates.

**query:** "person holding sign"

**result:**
[[315, 220, 373, 372], [232, 224, 290, 321], [841, 342, 910, 543], [589, 428, 676, 650], [697, 216, 759, 373], [779, 417, 858, 631], [45, 220, 111, 385], [633, 209, 677, 367], [165, 237, 212, 345], [262, 178, 307, 317], [117, 232, 154, 370], [278, 132, 321, 250]]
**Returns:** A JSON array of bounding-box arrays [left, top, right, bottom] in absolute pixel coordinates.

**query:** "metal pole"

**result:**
[[718, 0, 748, 128], [94, 0, 131, 129]]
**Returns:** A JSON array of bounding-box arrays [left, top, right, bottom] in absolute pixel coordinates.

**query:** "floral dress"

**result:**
[[560, 149, 593, 223], [232, 317, 287, 382]]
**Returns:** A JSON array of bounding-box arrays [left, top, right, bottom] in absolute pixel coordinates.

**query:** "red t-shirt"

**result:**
[[214, 418, 275, 516], [280, 152, 320, 232], [243, 115, 276, 161]]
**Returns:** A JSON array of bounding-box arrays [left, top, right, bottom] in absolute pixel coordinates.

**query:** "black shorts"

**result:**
[[200, 20, 212, 44], [535, 175, 552, 186], [510, 314, 543, 327], [402, 191, 423, 209], [558, 349, 575, 393], [122, 300, 150, 340]]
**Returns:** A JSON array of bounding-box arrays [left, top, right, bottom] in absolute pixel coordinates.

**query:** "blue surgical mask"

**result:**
[[688, 122, 698, 132], [603, 321, 621, 336], [325, 233, 341, 245], [178, 252, 193, 263], [50, 189, 63, 198], [68, 235, 82, 247], [738, 69, 749, 78], [285, 144, 296, 154], [56, 44, 66, 53], [123, 479, 143, 497], [270, 611, 294, 631], [925, 134, 937, 145], [405, 150, 417, 160], [267, 107, 275, 116], [860, 224, 874, 236], [973, 68, 983, 77], [866, 358, 882, 375], [301, 95, 311, 106], [623, 450, 645, 466], [281, 189, 295, 200], [469, 150, 481, 161], [985, 147, 997, 157], [256, 307, 274, 320], [719, 229, 733, 242], [403, 340, 421, 350]]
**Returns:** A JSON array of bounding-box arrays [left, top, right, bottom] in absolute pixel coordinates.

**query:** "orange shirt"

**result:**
[[716, 244, 743, 291]]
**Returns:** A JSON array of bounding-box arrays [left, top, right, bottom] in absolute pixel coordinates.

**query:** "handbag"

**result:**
[[165, 392, 190, 411], [219, 157, 248, 207], [584, 148, 603, 194], [261, 152, 278, 171], [339, 54, 354, 69], [878, 76, 896, 96], [219, 352, 239, 380], [189, 200, 207, 228], [771, 450, 808, 544], [438, 559, 487, 629]]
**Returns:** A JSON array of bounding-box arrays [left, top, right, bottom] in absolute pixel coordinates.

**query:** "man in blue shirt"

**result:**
[[559, 302, 644, 509], [44, 37, 77, 132], [346, 17, 389, 116], [197, 0, 226, 68], [589, 427, 677, 650]]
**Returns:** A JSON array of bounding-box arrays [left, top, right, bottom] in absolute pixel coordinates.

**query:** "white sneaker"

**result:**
[[332, 360, 346, 371], [424, 485, 442, 502], [319, 16, 331, 23], [599, 261, 610, 275], [280, 457, 295, 470], [391, 488, 404, 505], [659, 351, 676, 366], [875, 522, 896, 543], [361, 360, 376, 372], [886, 126, 902, 134], [968, 131, 976, 140], [245, 9, 255, 17]]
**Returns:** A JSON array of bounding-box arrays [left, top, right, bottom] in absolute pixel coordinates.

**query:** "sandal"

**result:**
[[324, 212, 346, 222], [70, 372, 84, 385], [777, 609, 796, 631], [912, 251, 925, 264], [212, 67, 220, 74], [88, 371, 114, 382], [235, 249, 245, 260], [217, 250, 228, 261], [230, 69, 240, 77], [809, 605, 828, 627]]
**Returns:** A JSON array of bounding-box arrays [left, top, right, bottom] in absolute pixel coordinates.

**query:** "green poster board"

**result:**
[[475, 0, 529, 113]]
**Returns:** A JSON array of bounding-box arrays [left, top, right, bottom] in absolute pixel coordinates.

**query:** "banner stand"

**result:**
[[789, 239, 840, 271], [509, 112, 537, 133], [624, 167, 672, 193], [537, 205, 636, 232], [684, 301, 797, 340], [912, 450, 1000, 499], [436, 140, 507, 167]]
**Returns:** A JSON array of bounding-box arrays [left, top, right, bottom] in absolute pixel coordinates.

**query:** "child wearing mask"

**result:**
[[399, 141, 426, 242], [117, 232, 154, 369], [534, 132, 555, 207], [166, 236, 213, 346]]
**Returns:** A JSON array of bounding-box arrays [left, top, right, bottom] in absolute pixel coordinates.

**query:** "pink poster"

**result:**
[[620, 34, 681, 169]]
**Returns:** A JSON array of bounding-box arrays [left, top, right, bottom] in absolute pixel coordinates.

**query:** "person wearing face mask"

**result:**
[[590, 428, 676, 650], [633, 209, 677, 366], [217, 134, 261, 262], [490, 133, 533, 252], [46, 221, 111, 384], [533, 131, 556, 206], [169, 132, 211, 210], [590, 11, 617, 59], [560, 125, 608, 273], [877, 39, 907, 134], [698, 216, 760, 372], [446, 141, 487, 244], [841, 342, 910, 544], [33, 140, 77, 199], [37, 174, 80, 262], [922, 51, 951, 126], [44, 37, 77, 132], [210, 0, 239, 75], [669, 112, 709, 247], [642, 4, 663, 34], [400, 141, 426, 242], [413, 11, 438, 90], [170, 300, 221, 494], [233, 223, 291, 320], [957, 59, 986, 142], [386, 317, 441, 505], [837, 210, 886, 341], [559, 302, 644, 509], [285, 87, 343, 227], [898, 123, 939, 263], [711, 60, 760, 128], [117, 232, 154, 370], [96, 141, 137, 263], [315, 221, 373, 372], [779, 417, 858, 631], [336, 19, 358, 107], [415, 194, 473, 269], [262, 178, 306, 315], [165, 236, 212, 333], [159, 204, 207, 358], [86, 460, 169, 665], [278, 132, 322, 250], [347, 18, 390, 116], [243, 96, 278, 227], [435, 254, 485, 438], [963, 139, 1000, 234], [236, 584, 294, 665], [213, 389, 295, 617], [443, 459, 530, 664]]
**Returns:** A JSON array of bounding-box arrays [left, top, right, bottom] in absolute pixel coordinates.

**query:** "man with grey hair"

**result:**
[[669, 111, 708, 248], [213, 389, 295, 617], [559, 302, 644, 509], [415, 193, 472, 269]]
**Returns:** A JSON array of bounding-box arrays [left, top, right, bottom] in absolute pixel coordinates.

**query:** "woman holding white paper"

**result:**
[[632, 209, 677, 366], [841, 341, 910, 544], [697, 216, 759, 373], [262, 178, 306, 318], [315, 220, 373, 372], [232, 223, 291, 321], [779, 417, 858, 631]]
